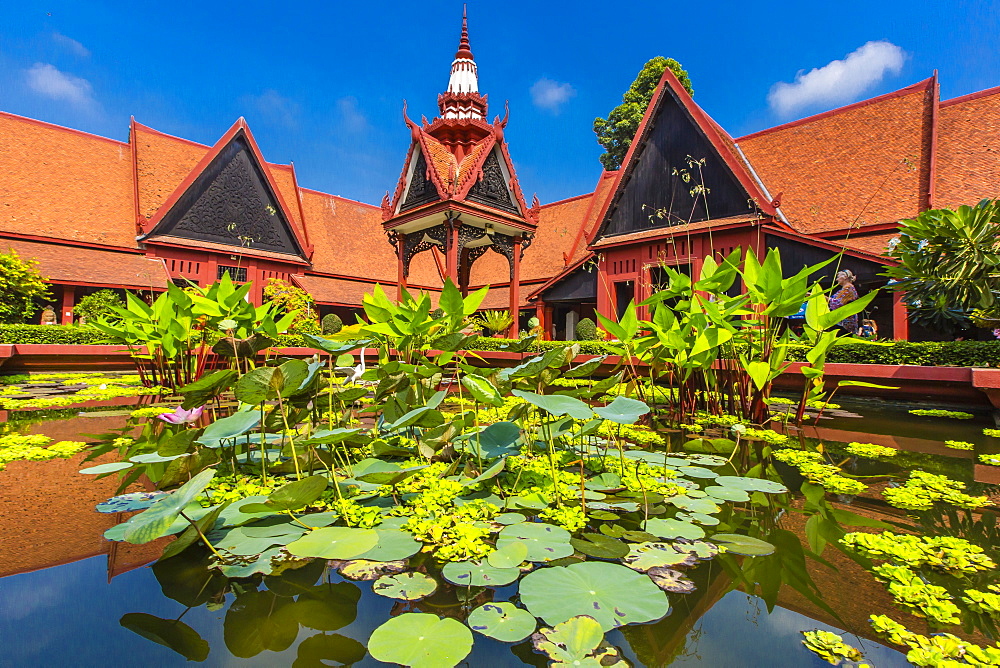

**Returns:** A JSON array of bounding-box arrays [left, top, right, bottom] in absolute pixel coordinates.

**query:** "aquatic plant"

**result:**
[[800, 630, 863, 665], [870, 614, 1000, 666], [984, 428, 1000, 438], [841, 531, 996, 574], [845, 442, 897, 458], [979, 454, 1000, 466], [772, 449, 867, 495], [945, 440, 975, 450], [872, 564, 962, 624], [909, 409, 974, 419], [883, 471, 989, 511], [0, 432, 87, 471]]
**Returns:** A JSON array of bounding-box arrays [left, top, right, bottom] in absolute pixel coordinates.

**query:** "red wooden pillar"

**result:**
[[534, 303, 545, 340], [446, 221, 461, 286], [892, 292, 909, 341], [509, 237, 522, 337], [395, 232, 407, 301], [596, 256, 612, 324], [60, 285, 76, 325]]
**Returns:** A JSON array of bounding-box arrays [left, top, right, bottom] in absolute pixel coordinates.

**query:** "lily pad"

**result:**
[[468, 602, 537, 643], [710, 533, 775, 556], [441, 560, 520, 587], [497, 522, 573, 562], [666, 495, 720, 514], [368, 613, 473, 668], [570, 533, 629, 559], [336, 559, 407, 581], [80, 461, 133, 475], [531, 615, 613, 665], [519, 561, 670, 631], [643, 518, 706, 541], [372, 572, 437, 601], [96, 491, 168, 513], [352, 528, 422, 562], [593, 396, 650, 425], [495, 512, 527, 525], [677, 511, 720, 526], [285, 527, 379, 559], [487, 541, 528, 569], [647, 567, 696, 594], [677, 465, 718, 479], [714, 475, 788, 494], [704, 485, 750, 502], [622, 542, 697, 572]]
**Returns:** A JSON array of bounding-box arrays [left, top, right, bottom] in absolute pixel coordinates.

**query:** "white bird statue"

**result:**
[[334, 347, 367, 384]]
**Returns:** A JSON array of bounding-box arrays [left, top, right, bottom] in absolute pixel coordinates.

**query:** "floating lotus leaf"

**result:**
[[468, 602, 537, 642], [647, 567, 696, 594], [531, 615, 624, 666], [372, 572, 437, 601], [704, 485, 750, 502], [588, 501, 639, 513], [368, 613, 473, 668], [497, 522, 573, 562], [461, 374, 503, 406], [593, 396, 650, 425], [681, 454, 729, 467], [295, 633, 367, 667], [622, 542, 698, 572], [119, 612, 209, 662], [589, 510, 620, 521], [666, 495, 720, 514], [714, 475, 788, 494], [240, 517, 308, 539], [511, 389, 594, 420], [80, 461, 133, 475], [356, 464, 428, 486], [350, 528, 422, 562], [122, 469, 217, 544], [570, 533, 629, 559], [441, 559, 520, 587], [96, 491, 168, 513], [673, 539, 720, 560], [710, 533, 776, 556], [285, 527, 379, 559], [585, 472, 624, 491], [519, 561, 670, 631], [488, 541, 528, 569], [295, 512, 340, 528], [219, 546, 283, 577], [336, 559, 407, 581], [212, 527, 285, 557], [643, 518, 706, 541], [677, 465, 718, 479], [495, 512, 527, 525], [677, 511, 720, 526], [217, 496, 277, 527], [505, 493, 550, 511]]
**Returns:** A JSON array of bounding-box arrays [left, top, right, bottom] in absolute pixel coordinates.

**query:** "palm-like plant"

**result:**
[[885, 199, 1000, 331], [474, 310, 514, 336]]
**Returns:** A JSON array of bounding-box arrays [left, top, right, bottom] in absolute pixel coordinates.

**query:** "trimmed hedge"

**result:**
[[2, 325, 998, 367]]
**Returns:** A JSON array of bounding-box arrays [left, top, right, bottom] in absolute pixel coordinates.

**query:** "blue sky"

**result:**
[[2, 1, 998, 206]]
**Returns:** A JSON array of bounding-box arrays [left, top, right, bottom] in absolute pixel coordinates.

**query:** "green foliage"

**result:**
[[909, 408, 974, 419], [800, 630, 862, 665], [845, 442, 897, 458], [0, 432, 87, 471], [842, 531, 996, 574], [368, 613, 473, 668], [873, 563, 962, 624], [575, 317, 598, 341], [263, 278, 318, 334], [321, 312, 343, 334], [945, 440, 975, 450], [73, 289, 123, 323], [474, 309, 514, 334], [0, 248, 52, 324], [883, 470, 989, 511], [594, 56, 694, 171], [886, 199, 1000, 331], [772, 449, 868, 495], [870, 614, 1000, 666]]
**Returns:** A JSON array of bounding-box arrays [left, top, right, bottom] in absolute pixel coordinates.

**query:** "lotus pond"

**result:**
[[3, 278, 1000, 668]]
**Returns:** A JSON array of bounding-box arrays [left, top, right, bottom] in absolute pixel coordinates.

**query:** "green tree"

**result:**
[[594, 57, 694, 171], [0, 249, 51, 324], [263, 278, 318, 334], [73, 289, 124, 324], [885, 199, 1000, 331]]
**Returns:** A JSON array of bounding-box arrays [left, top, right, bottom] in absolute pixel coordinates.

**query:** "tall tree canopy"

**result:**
[[0, 249, 51, 324], [594, 57, 694, 171], [885, 199, 1000, 332]]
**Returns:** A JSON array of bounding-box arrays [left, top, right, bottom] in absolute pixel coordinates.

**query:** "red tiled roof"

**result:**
[[934, 86, 1000, 208], [0, 112, 136, 248], [591, 215, 761, 248], [2, 238, 170, 288], [292, 274, 384, 306], [737, 79, 934, 234], [477, 282, 544, 309], [133, 121, 207, 222], [837, 233, 898, 256]]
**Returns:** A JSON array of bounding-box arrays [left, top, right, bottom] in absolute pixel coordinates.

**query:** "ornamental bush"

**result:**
[[73, 289, 123, 324], [0, 249, 51, 324], [321, 313, 343, 335], [575, 318, 598, 341]]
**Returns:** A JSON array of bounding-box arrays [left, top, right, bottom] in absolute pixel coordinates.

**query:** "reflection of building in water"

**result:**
[[0, 416, 163, 581]]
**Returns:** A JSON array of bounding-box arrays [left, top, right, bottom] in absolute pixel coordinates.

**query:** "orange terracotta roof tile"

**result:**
[[934, 87, 1000, 208], [292, 274, 385, 306], [837, 233, 898, 256], [267, 163, 306, 234], [0, 112, 136, 248], [420, 134, 459, 195], [737, 79, 934, 234], [1, 238, 170, 288], [591, 215, 760, 248], [133, 122, 207, 221], [477, 283, 543, 309]]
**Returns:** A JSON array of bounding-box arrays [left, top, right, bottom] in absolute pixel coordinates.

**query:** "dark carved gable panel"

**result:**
[[598, 87, 759, 239], [152, 135, 302, 255], [400, 150, 440, 211], [466, 150, 518, 214]]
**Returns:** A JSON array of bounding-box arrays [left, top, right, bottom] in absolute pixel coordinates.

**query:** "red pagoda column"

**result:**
[[60, 286, 75, 325], [395, 232, 407, 301], [446, 220, 461, 285], [509, 236, 522, 337], [892, 292, 909, 341]]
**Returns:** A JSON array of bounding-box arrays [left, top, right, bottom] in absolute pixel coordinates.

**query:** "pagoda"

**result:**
[[381, 7, 539, 332]]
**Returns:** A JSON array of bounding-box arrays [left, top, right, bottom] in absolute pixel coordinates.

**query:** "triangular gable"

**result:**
[[591, 68, 776, 243], [461, 146, 521, 215], [399, 145, 443, 212], [140, 119, 310, 258]]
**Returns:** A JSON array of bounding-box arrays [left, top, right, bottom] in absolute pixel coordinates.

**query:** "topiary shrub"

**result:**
[[576, 318, 598, 341], [73, 289, 123, 324], [322, 313, 343, 335]]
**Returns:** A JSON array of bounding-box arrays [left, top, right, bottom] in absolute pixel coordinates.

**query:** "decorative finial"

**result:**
[[456, 4, 473, 60]]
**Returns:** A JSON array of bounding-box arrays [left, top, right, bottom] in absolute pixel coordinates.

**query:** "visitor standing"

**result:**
[[829, 270, 859, 334]]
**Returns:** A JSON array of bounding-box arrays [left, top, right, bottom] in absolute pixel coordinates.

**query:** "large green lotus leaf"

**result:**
[[285, 527, 379, 559], [710, 533, 776, 556], [197, 410, 260, 444], [223, 589, 299, 657], [499, 354, 549, 380], [519, 562, 670, 631], [217, 496, 277, 527], [497, 522, 573, 562], [259, 474, 328, 511], [441, 559, 521, 587], [372, 572, 437, 601], [234, 366, 281, 404], [303, 427, 363, 445], [80, 461, 133, 475], [622, 542, 697, 572], [368, 613, 473, 668], [212, 527, 284, 556], [643, 518, 705, 541], [385, 406, 444, 431], [474, 421, 521, 457], [468, 602, 537, 643], [714, 475, 788, 494], [677, 511, 720, 526], [593, 396, 650, 425], [336, 559, 407, 581], [352, 528, 422, 562], [129, 452, 190, 464], [563, 355, 610, 378], [531, 614, 604, 663], [219, 546, 283, 578], [585, 472, 623, 491], [119, 613, 209, 662], [295, 512, 340, 528], [495, 512, 527, 525], [704, 485, 750, 502], [681, 454, 729, 467], [461, 374, 503, 406], [356, 465, 428, 486], [240, 517, 308, 539], [295, 633, 367, 667], [511, 389, 594, 420], [123, 468, 217, 544], [487, 540, 528, 569], [570, 533, 629, 559], [158, 505, 225, 562], [666, 495, 720, 514], [677, 465, 718, 479]]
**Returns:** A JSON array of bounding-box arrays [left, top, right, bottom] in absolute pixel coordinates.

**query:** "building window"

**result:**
[[218, 265, 248, 282]]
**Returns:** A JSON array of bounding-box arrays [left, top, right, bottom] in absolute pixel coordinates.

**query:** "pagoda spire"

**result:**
[[440, 5, 487, 119]]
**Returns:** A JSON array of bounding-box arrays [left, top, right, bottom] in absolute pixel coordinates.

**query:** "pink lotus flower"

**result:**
[[156, 405, 204, 424]]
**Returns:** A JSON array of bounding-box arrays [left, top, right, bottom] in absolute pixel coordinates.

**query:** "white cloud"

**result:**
[[530, 78, 576, 113], [24, 63, 95, 108], [768, 41, 907, 117], [335, 96, 369, 134], [244, 89, 299, 128], [52, 32, 90, 58]]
